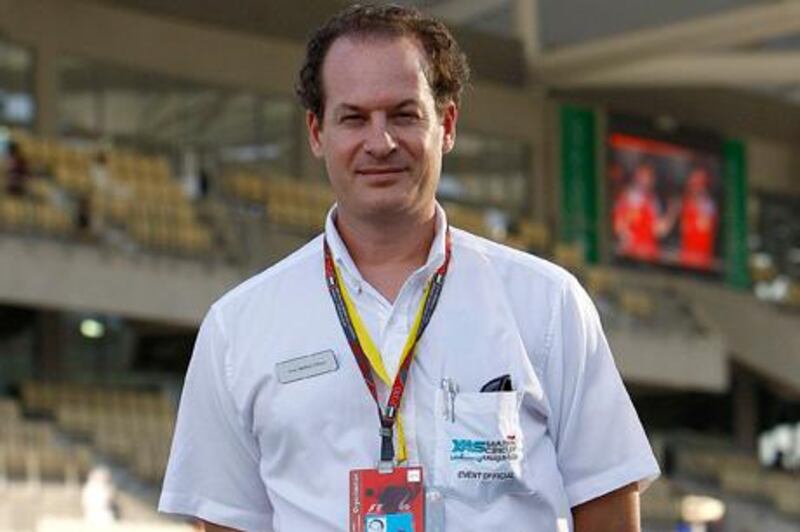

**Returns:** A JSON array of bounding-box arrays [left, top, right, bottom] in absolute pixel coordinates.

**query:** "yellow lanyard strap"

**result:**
[[334, 264, 431, 463]]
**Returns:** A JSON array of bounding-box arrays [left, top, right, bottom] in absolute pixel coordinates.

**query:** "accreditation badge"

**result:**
[[349, 466, 425, 532]]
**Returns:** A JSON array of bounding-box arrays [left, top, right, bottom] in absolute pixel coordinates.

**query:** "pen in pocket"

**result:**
[[440, 378, 459, 422]]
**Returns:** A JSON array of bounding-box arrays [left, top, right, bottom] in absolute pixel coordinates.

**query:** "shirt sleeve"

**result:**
[[544, 275, 660, 508], [159, 305, 275, 531]]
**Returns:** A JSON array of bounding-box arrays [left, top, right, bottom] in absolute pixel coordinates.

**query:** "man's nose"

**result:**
[[364, 118, 397, 158]]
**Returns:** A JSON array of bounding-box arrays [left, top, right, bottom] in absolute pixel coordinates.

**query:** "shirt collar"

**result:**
[[324, 203, 449, 292]]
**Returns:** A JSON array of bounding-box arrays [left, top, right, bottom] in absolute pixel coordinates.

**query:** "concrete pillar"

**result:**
[[33, 43, 58, 136], [529, 88, 548, 221], [513, 0, 550, 224], [34, 310, 62, 379], [513, 0, 541, 67], [732, 367, 759, 451]]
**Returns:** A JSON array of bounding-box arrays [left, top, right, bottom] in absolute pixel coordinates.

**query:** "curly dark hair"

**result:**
[[296, 3, 470, 121]]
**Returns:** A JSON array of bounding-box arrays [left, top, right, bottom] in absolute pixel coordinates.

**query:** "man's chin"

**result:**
[[352, 199, 422, 223]]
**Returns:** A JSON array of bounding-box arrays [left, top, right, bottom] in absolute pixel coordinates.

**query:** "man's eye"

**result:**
[[341, 115, 365, 124], [393, 113, 419, 123]]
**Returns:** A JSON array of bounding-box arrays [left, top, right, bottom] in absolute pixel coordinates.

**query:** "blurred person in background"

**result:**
[[89, 152, 111, 229], [82, 465, 118, 525], [159, 4, 659, 531], [678, 167, 718, 269], [613, 162, 679, 262], [5, 140, 30, 196]]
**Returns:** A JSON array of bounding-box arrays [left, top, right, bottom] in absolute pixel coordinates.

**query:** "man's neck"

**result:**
[[335, 207, 437, 303]]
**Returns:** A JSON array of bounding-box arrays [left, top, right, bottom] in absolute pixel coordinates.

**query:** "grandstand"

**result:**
[[0, 0, 799, 531]]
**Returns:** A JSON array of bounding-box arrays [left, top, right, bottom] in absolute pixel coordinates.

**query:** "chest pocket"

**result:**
[[433, 389, 534, 507]]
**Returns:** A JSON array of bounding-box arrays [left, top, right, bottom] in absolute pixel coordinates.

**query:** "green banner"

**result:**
[[724, 140, 749, 289], [560, 105, 599, 263]]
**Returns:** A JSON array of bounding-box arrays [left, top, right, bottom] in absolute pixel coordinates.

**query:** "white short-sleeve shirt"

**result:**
[[159, 204, 660, 531]]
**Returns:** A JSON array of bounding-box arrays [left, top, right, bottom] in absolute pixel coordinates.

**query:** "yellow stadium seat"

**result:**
[[152, 158, 171, 181], [585, 267, 617, 298], [0, 197, 24, 229], [36, 204, 72, 236], [517, 219, 550, 252], [553, 242, 585, 274]]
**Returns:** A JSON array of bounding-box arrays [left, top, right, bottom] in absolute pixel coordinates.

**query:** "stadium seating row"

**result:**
[[8, 131, 800, 317], [7, 130, 215, 258], [0, 195, 73, 236], [225, 172, 273, 204], [0, 398, 93, 483], [128, 221, 213, 255], [19, 382, 175, 486], [0, 481, 190, 530], [20, 381, 172, 415], [265, 178, 335, 232], [0, 483, 82, 531], [223, 172, 554, 253], [718, 461, 800, 516], [0, 441, 92, 484], [677, 446, 800, 517], [13, 132, 170, 184]]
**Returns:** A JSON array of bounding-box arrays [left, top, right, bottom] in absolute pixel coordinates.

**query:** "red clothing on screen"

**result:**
[[680, 195, 717, 269], [613, 190, 660, 261]]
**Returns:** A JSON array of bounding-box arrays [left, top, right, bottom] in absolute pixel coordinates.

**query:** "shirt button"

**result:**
[[355, 282, 362, 295]]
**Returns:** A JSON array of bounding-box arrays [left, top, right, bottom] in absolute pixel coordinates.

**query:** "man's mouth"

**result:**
[[356, 167, 407, 176]]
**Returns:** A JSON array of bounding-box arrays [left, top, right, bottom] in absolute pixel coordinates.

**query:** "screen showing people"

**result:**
[[608, 131, 724, 272]]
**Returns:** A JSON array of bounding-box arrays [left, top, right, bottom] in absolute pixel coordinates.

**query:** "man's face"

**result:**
[[307, 35, 457, 223], [687, 169, 708, 195], [633, 165, 655, 191]]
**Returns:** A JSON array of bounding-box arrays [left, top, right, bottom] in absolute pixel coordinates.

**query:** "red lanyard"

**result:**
[[324, 228, 452, 467]]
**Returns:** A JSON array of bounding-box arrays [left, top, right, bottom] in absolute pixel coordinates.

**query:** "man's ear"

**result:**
[[306, 110, 325, 158], [441, 101, 458, 155]]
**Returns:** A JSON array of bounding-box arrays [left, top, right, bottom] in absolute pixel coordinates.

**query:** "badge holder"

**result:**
[[350, 465, 425, 532]]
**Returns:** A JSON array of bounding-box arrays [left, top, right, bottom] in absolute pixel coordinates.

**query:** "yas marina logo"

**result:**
[[450, 435, 519, 463]]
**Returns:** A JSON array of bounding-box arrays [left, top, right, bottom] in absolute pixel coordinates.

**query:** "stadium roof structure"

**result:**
[[88, 0, 800, 98], [75, 0, 800, 142]]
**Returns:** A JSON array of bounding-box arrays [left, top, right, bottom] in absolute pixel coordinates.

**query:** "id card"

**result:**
[[350, 466, 424, 532]]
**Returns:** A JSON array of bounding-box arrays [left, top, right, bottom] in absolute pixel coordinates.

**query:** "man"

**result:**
[[159, 5, 659, 531], [679, 167, 718, 270], [5, 140, 30, 196], [612, 162, 677, 263]]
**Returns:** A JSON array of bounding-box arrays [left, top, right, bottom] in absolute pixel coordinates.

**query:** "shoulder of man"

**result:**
[[450, 226, 575, 290], [451, 227, 589, 373], [211, 234, 325, 317]]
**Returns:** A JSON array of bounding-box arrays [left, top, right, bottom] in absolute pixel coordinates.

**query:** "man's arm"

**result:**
[[572, 482, 641, 532]]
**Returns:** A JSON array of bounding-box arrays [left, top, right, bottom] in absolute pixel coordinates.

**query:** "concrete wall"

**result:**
[[609, 329, 728, 392], [0, 235, 242, 326], [747, 137, 800, 195], [621, 269, 800, 396]]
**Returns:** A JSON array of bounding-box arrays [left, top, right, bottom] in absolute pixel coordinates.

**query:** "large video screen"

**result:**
[[607, 115, 724, 272]]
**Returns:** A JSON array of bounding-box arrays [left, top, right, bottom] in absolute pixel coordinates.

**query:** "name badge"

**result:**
[[276, 349, 338, 384], [350, 466, 425, 532]]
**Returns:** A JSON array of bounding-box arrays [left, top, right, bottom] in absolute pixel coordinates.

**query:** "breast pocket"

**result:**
[[433, 390, 535, 507]]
